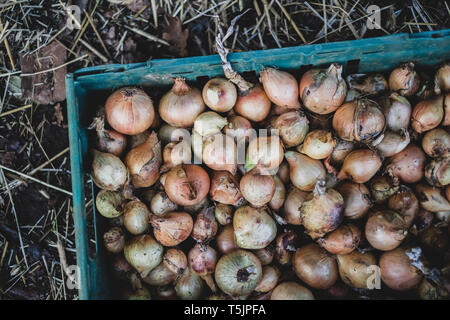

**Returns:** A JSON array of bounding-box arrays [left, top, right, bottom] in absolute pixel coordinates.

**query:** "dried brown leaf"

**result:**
[[162, 16, 189, 57]]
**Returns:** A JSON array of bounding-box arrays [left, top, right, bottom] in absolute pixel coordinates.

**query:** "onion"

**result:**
[[192, 207, 218, 243], [91, 149, 128, 191], [337, 149, 382, 183], [327, 282, 349, 299], [142, 262, 176, 286], [159, 78, 205, 128], [124, 234, 164, 277], [300, 179, 344, 239], [163, 248, 187, 276], [202, 78, 237, 112], [89, 116, 127, 156], [447, 185, 450, 202], [253, 246, 275, 266], [332, 99, 385, 144], [420, 226, 449, 259], [164, 164, 210, 207], [418, 278, 449, 300], [202, 133, 237, 174], [285, 151, 326, 191], [269, 175, 286, 211], [282, 187, 309, 225], [158, 125, 190, 145], [184, 193, 211, 215], [410, 209, 434, 235], [255, 266, 280, 293], [330, 139, 355, 164], [234, 84, 271, 122], [224, 115, 253, 142], [415, 183, 450, 212], [388, 186, 419, 228], [434, 62, 450, 95], [175, 268, 205, 300], [216, 225, 239, 254], [365, 209, 408, 251], [161, 140, 191, 172], [150, 211, 193, 247], [129, 131, 152, 149], [386, 144, 426, 184], [444, 93, 450, 126], [214, 250, 262, 297], [245, 136, 284, 172], [298, 129, 336, 160], [261, 68, 300, 108], [422, 128, 450, 158], [270, 282, 314, 300], [125, 132, 161, 188], [240, 168, 276, 207], [293, 243, 338, 290], [411, 95, 444, 133], [379, 247, 423, 291], [317, 223, 361, 255], [103, 227, 125, 253], [123, 200, 150, 235], [233, 206, 277, 249], [96, 190, 124, 218], [150, 192, 178, 216], [209, 171, 244, 206], [111, 255, 135, 282], [188, 244, 218, 292], [155, 285, 177, 300], [275, 230, 297, 266], [336, 182, 371, 220], [299, 64, 347, 114], [378, 93, 411, 132], [105, 87, 155, 135], [369, 175, 400, 204], [215, 203, 233, 226], [122, 287, 152, 300], [194, 111, 228, 137], [269, 111, 309, 148], [336, 251, 377, 289], [277, 161, 290, 184], [347, 73, 388, 95], [372, 129, 410, 157], [425, 157, 450, 187], [389, 62, 420, 96]]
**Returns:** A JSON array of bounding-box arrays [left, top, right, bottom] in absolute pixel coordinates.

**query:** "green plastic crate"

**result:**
[[66, 29, 450, 300]]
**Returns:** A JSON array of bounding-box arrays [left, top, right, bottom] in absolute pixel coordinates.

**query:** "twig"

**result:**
[[124, 26, 170, 46], [0, 104, 33, 118]]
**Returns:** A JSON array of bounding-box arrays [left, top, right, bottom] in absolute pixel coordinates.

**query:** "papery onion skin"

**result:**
[[215, 203, 233, 226], [103, 227, 125, 253], [150, 192, 178, 216], [202, 78, 237, 112], [216, 225, 239, 254], [282, 187, 309, 225], [194, 111, 228, 137], [285, 151, 326, 191], [317, 223, 361, 255], [422, 128, 450, 158], [270, 111, 309, 148], [386, 144, 426, 184], [255, 266, 280, 293], [92, 150, 128, 191], [90, 116, 127, 156], [418, 278, 450, 300], [214, 250, 262, 297], [293, 243, 338, 289], [224, 115, 253, 142], [434, 63, 450, 95], [378, 93, 411, 132], [336, 182, 371, 220], [347, 73, 388, 95], [192, 207, 218, 243], [269, 175, 286, 211], [163, 248, 187, 275], [299, 64, 347, 115], [240, 168, 276, 207], [105, 87, 155, 135], [261, 68, 300, 109], [336, 251, 377, 289], [275, 230, 297, 266], [388, 186, 419, 228], [123, 200, 150, 235], [369, 175, 400, 204], [124, 234, 164, 278], [235, 84, 271, 122], [330, 139, 355, 164], [150, 211, 193, 247], [161, 140, 191, 172], [175, 268, 205, 300], [389, 62, 420, 97], [246, 136, 284, 172], [337, 149, 382, 183], [202, 133, 237, 174], [415, 183, 450, 212], [96, 190, 124, 218], [209, 171, 244, 206], [411, 95, 444, 133], [142, 262, 176, 286], [373, 129, 410, 157], [425, 157, 450, 187], [233, 206, 277, 250], [164, 164, 210, 207], [365, 209, 408, 251], [298, 129, 336, 160], [270, 282, 315, 300], [379, 247, 423, 291]]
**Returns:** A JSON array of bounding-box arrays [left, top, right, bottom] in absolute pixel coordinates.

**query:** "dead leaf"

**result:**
[[20, 42, 67, 105], [51, 103, 67, 128], [162, 16, 189, 57], [0, 151, 15, 166]]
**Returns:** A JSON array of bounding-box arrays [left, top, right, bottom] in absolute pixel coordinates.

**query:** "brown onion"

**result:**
[[245, 136, 284, 172], [271, 282, 314, 300], [293, 243, 338, 290], [216, 225, 239, 254], [386, 144, 426, 184], [188, 244, 218, 292], [347, 73, 388, 95], [163, 248, 187, 276], [444, 93, 450, 126], [155, 285, 177, 300], [372, 129, 410, 157], [253, 246, 275, 266], [89, 116, 127, 156], [365, 209, 408, 251], [425, 157, 450, 187], [317, 223, 361, 255], [91, 149, 128, 191], [124, 234, 164, 277], [105, 87, 155, 135], [298, 129, 336, 160], [275, 230, 297, 266], [411, 95, 444, 133], [123, 200, 150, 235], [269, 111, 309, 148], [214, 203, 233, 226], [418, 278, 449, 300], [282, 187, 309, 225], [175, 268, 205, 300], [150, 211, 193, 247], [388, 186, 419, 228], [150, 192, 178, 216], [142, 262, 176, 286], [378, 93, 411, 132], [336, 251, 377, 289], [336, 182, 371, 220], [122, 287, 152, 300], [240, 168, 276, 207], [447, 185, 450, 202], [159, 78, 205, 128], [103, 227, 125, 253], [434, 63, 450, 95], [158, 125, 190, 145], [285, 151, 326, 191], [233, 206, 277, 249], [161, 140, 191, 172], [269, 175, 286, 211], [96, 189, 124, 218], [164, 164, 210, 207], [299, 64, 347, 114], [277, 160, 290, 184], [192, 207, 218, 243], [209, 171, 244, 206], [261, 68, 300, 109], [422, 128, 450, 158], [202, 78, 237, 112], [125, 132, 161, 188], [300, 179, 344, 239], [234, 84, 271, 122], [224, 115, 253, 142], [369, 176, 400, 204], [337, 149, 382, 183], [330, 139, 355, 164], [332, 99, 385, 144], [415, 183, 450, 212], [389, 62, 420, 96], [255, 266, 280, 293], [194, 111, 228, 137], [202, 133, 237, 174], [379, 247, 423, 291]]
